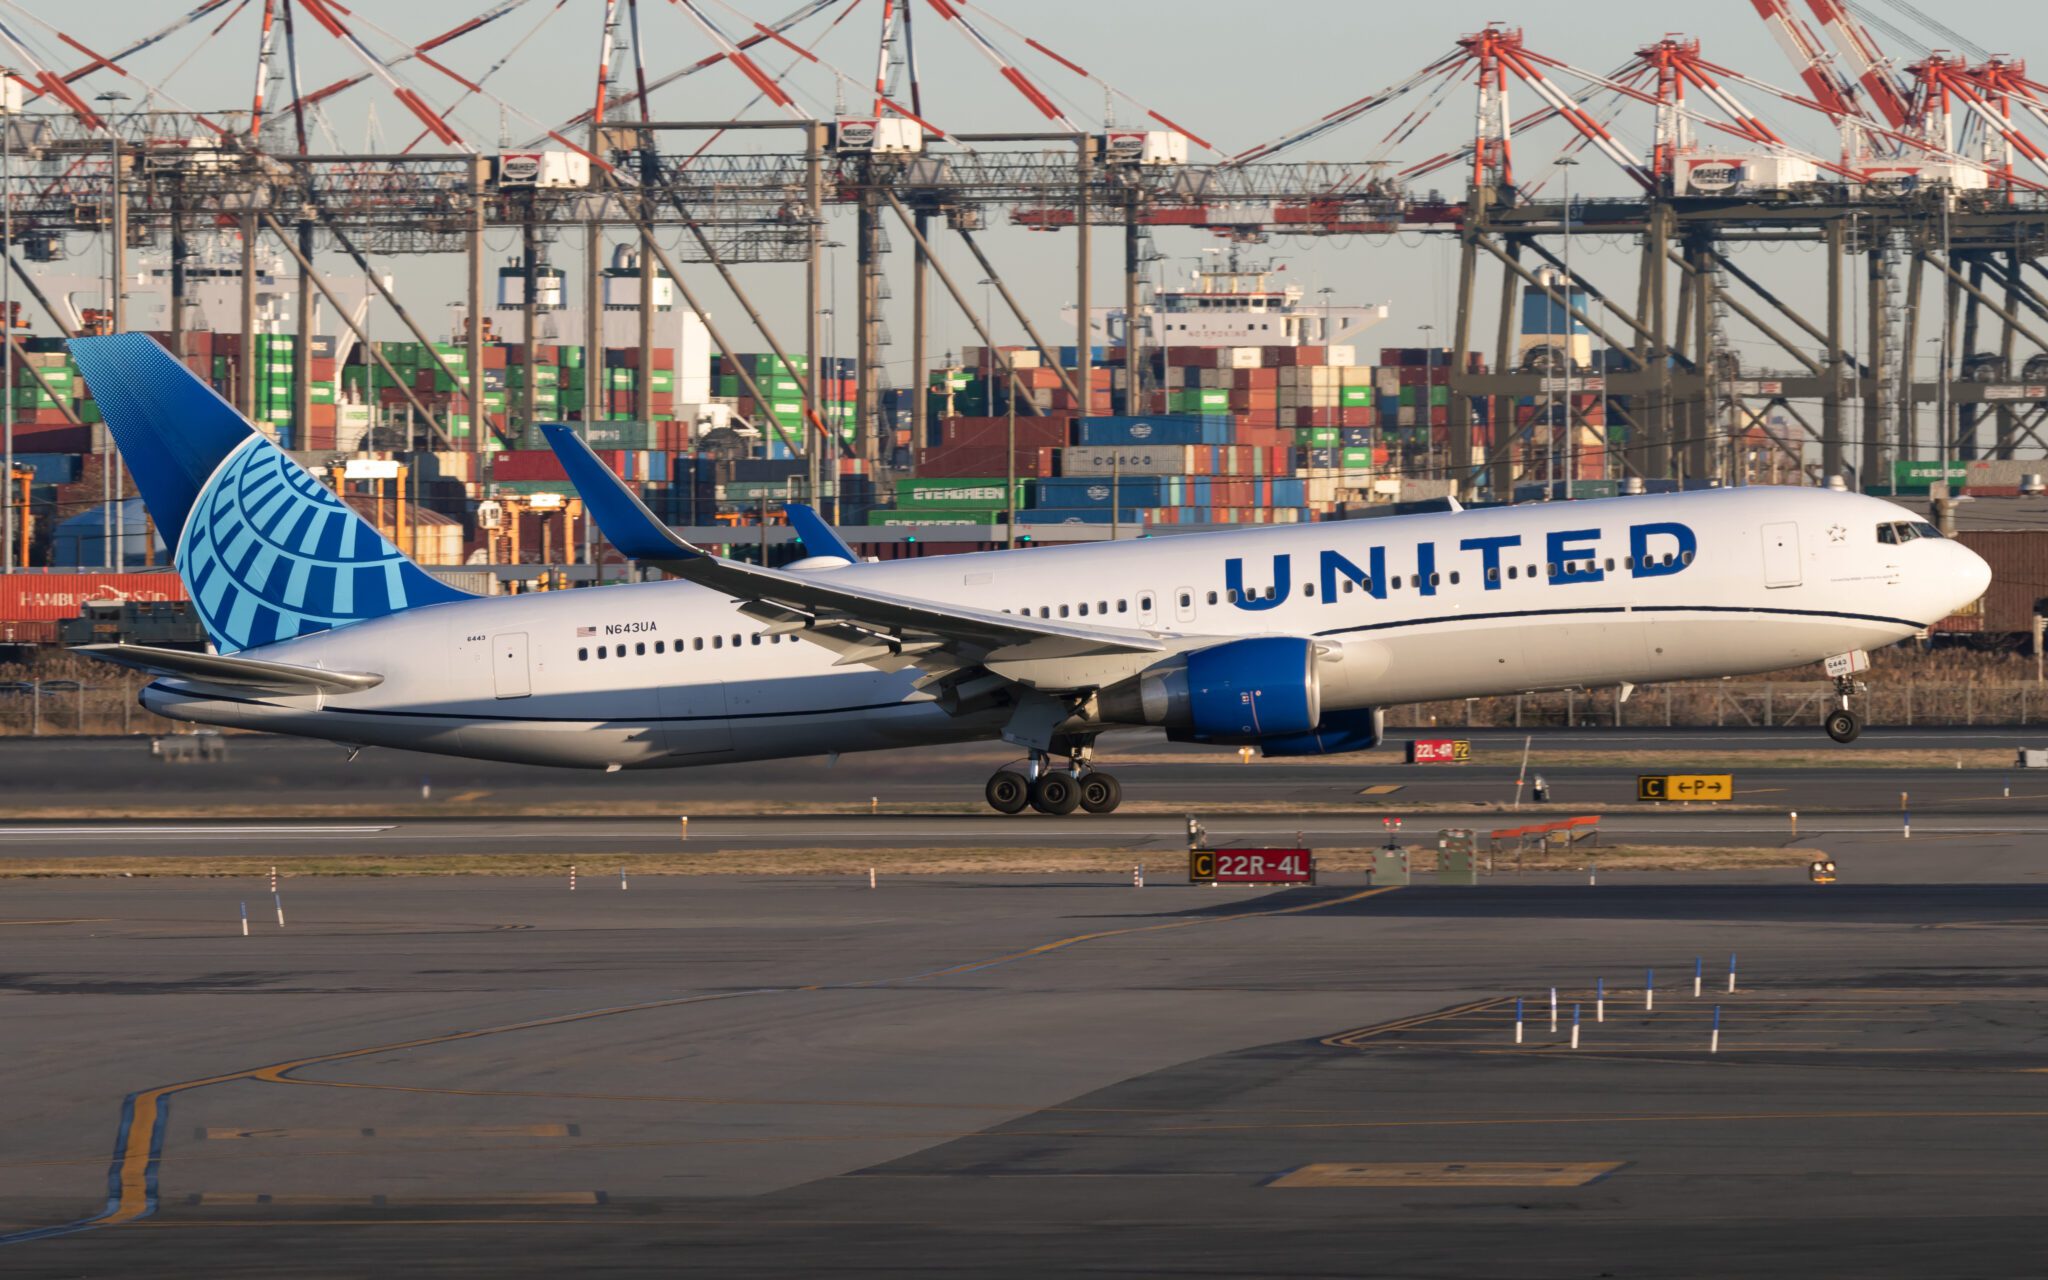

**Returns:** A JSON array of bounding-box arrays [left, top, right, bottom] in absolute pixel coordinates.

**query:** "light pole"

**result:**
[[99, 92, 129, 567], [1, 85, 12, 571], [1557, 156, 1578, 501], [1937, 194, 1952, 477], [981, 277, 1015, 548], [819, 239, 843, 521], [1419, 322, 1435, 488]]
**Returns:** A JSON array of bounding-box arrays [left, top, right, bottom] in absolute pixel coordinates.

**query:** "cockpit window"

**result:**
[[1913, 522, 1943, 539]]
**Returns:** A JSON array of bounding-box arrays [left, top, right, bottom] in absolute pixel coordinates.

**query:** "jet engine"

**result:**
[[1097, 636, 1321, 742]]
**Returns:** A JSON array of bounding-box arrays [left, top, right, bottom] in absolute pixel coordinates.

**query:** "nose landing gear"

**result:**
[[983, 745, 1122, 815], [1822, 652, 1869, 743]]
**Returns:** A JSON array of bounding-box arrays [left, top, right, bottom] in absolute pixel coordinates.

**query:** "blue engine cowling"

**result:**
[[1099, 636, 1321, 742], [1256, 706, 1384, 757]]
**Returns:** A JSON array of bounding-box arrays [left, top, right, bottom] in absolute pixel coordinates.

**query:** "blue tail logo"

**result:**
[[70, 333, 467, 653]]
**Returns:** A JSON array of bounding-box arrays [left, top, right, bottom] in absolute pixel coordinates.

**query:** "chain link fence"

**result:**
[[1393, 682, 2047, 731], [0, 677, 2041, 736]]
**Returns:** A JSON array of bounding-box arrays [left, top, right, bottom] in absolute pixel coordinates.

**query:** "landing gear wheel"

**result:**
[[1029, 771, 1081, 815], [1825, 708, 1862, 744], [1078, 772, 1122, 814], [985, 770, 1031, 814]]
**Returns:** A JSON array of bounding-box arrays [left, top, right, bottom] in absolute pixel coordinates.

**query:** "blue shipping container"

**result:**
[[1074, 415, 1233, 447], [1015, 507, 1147, 525]]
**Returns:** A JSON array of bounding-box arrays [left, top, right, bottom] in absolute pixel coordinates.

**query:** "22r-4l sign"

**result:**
[[1189, 849, 1316, 885]]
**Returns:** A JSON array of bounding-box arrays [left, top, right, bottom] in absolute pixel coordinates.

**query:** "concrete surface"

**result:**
[[4, 854, 2048, 1275]]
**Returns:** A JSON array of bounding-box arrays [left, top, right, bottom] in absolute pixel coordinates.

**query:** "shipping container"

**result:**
[[0, 571, 188, 622]]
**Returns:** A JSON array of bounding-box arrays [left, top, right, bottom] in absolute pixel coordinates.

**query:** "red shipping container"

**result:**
[[0, 618, 57, 644], [613, 347, 673, 370], [1269, 346, 1326, 367], [214, 333, 241, 358], [1339, 408, 1376, 427], [1228, 389, 1279, 412], [504, 344, 564, 366], [14, 425, 90, 452], [1166, 347, 1218, 368], [1233, 368, 1278, 390], [304, 426, 337, 450], [306, 403, 338, 428], [309, 357, 339, 381], [0, 572, 188, 622]]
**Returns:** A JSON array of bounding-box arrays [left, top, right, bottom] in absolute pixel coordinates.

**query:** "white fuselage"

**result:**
[[141, 487, 1989, 769]]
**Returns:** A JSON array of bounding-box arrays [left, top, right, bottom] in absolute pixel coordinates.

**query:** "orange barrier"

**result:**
[[1489, 814, 1601, 853]]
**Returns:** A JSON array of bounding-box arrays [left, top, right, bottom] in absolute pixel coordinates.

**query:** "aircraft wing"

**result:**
[[74, 643, 384, 695], [541, 425, 1167, 682]]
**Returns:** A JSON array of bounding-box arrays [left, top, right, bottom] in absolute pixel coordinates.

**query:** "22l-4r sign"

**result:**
[[1407, 738, 1471, 764], [1189, 849, 1316, 885]]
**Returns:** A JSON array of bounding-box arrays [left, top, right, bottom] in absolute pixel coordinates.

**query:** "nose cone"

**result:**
[[1948, 540, 1992, 613]]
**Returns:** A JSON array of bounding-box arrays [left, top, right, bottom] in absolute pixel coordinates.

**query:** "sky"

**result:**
[[13, 0, 2031, 425]]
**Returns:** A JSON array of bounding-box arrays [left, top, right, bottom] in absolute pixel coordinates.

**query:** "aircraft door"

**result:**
[[1138, 591, 1159, 628], [491, 633, 531, 699], [1174, 587, 1197, 624], [1761, 522, 1802, 588]]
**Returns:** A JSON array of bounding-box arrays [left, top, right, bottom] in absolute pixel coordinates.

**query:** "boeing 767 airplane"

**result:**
[[67, 334, 1990, 813]]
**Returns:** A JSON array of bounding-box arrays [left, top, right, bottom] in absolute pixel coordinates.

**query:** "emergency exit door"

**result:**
[[492, 632, 531, 699], [1761, 523, 1802, 588]]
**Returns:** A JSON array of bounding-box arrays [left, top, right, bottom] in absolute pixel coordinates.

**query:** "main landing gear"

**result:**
[[984, 746, 1122, 815]]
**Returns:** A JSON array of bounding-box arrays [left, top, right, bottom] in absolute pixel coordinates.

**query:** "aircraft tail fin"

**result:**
[[69, 333, 469, 654]]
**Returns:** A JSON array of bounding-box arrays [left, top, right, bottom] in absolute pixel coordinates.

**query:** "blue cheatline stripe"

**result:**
[[166, 689, 925, 726], [1315, 603, 1926, 639]]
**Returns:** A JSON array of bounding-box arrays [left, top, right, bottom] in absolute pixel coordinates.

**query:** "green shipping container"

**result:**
[[896, 478, 1027, 508]]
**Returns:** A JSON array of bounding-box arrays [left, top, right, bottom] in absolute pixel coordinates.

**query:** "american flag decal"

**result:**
[[576, 626, 596, 636]]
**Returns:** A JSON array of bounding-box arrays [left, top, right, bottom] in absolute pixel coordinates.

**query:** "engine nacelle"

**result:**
[[1098, 636, 1320, 742], [1256, 706, 1384, 757]]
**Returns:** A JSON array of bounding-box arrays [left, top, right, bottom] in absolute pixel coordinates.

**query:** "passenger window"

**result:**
[[1178, 592, 1192, 609], [636, 642, 646, 656], [578, 647, 589, 661], [1508, 566, 1518, 579], [1141, 594, 1154, 610], [751, 634, 761, 645], [1605, 558, 1616, 571], [1392, 576, 1403, 590], [1528, 565, 1537, 577], [1227, 589, 1239, 603], [1098, 601, 1108, 613], [693, 637, 704, 651], [1546, 564, 1557, 578], [1448, 571, 1459, 585], [1208, 591, 1220, 605], [1117, 600, 1128, 613], [1040, 607, 1050, 618], [1681, 550, 1694, 565], [597, 646, 608, 659], [1304, 582, 1316, 598], [713, 636, 722, 649], [1623, 556, 1634, 570], [1059, 604, 1070, 618], [1661, 554, 1674, 566], [732, 634, 742, 646], [1363, 578, 1374, 592], [1078, 603, 1089, 616], [654, 641, 665, 654], [1343, 579, 1355, 593], [1487, 568, 1499, 583]]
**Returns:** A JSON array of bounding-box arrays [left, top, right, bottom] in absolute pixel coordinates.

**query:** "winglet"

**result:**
[[538, 424, 701, 562], [784, 503, 856, 562]]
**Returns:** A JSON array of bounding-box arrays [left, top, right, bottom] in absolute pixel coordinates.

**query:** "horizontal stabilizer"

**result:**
[[74, 643, 383, 695]]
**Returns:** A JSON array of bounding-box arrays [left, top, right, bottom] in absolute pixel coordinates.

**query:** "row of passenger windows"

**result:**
[[577, 549, 1700, 660], [579, 633, 795, 661]]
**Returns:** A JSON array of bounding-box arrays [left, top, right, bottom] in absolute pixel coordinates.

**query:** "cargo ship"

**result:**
[[1065, 249, 1389, 349]]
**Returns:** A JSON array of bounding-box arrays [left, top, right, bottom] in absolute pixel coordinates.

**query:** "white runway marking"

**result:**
[[0, 826, 395, 838]]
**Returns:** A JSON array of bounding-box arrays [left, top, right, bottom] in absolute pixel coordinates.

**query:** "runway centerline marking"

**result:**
[[0, 883, 1399, 1248]]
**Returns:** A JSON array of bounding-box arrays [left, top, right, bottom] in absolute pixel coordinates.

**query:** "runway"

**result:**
[[6, 865, 2048, 1275], [3, 808, 2048, 859]]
